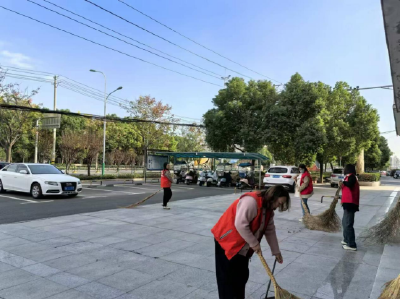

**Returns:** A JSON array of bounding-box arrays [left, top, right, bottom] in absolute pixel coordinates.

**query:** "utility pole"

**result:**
[[34, 119, 39, 163], [51, 76, 58, 165]]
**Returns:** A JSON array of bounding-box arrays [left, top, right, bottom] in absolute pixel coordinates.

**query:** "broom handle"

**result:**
[[125, 189, 162, 208], [265, 259, 277, 299], [257, 252, 278, 288]]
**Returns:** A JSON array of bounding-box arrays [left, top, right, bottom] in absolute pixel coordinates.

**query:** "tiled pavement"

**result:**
[[0, 186, 398, 299]]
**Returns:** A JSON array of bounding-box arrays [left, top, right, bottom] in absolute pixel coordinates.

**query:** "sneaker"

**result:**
[[341, 241, 347, 245], [163, 206, 170, 210], [342, 245, 357, 251], [299, 218, 303, 222]]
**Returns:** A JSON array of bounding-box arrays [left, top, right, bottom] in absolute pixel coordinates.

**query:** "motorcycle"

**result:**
[[185, 169, 197, 185], [217, 171, 233, 187], [236, 163, 255, 189], [198, 170, 208, 186], [206, 171, 218, 187], [173, 161, 187, 184]]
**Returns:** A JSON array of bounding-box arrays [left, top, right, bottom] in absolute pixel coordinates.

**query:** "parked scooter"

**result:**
[[236, 163, 255, 189], [206, 170, 218, 187], [174, 162, 187, 184], [198, 170, 208, 186], [217, 171, 233, 187], [185, 169, 198, 185]]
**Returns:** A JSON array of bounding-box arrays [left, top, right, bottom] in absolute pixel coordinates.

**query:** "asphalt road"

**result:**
[[1, 176, 394, 225], [0, 182, 237, 224]]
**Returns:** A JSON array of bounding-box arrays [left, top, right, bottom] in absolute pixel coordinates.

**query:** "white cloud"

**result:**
[[0, 50, 33, 69]]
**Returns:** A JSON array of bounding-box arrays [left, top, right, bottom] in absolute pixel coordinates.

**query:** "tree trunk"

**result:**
[[330, 162, 334, 172], [317, 154, 323, 183], [87, 159, 91, 177], [6, 146, 12, 163], [95, 153, 99, 171], [356, 149, 364, 175]]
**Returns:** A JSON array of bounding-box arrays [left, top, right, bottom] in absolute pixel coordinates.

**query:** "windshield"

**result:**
[[333, 169, 343, 174], [268, 167, 288, 174], [28, 165, 63, 174]]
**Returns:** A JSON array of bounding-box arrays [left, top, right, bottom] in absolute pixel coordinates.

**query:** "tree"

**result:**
[[204, 78, 278, 152], [106, 116, 141, 152], [265, 74, 329, 168], [16, 148, 30, 163], [59, 130, 82, 174], [365, 136, 392, 170], [82, 127, 102, 176], [38, 130, 53, 163], [175, 127, 206, 152], [125, 96, 177, 165], [0, 76, 40, 162], [113, 149, 125, 174]]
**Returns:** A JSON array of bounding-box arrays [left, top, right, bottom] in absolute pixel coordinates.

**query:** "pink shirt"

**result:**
[[234, 196, 280, 256]]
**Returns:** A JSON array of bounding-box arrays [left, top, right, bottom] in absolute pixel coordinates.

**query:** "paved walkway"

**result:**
[[0, 186, 398, 298]]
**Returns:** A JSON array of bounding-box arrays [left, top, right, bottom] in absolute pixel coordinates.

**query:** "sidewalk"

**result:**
[[0, 187, 398, 299]]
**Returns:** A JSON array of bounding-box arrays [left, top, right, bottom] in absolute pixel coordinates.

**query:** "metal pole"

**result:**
[[34, 119, 39, 163], [102, 73, 107, 177], [51, 76, 57, 165]]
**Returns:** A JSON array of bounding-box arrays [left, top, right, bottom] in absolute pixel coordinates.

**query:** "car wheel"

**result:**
[[331, 183, 335, 188], [31, 183, 43, 199], [0, 180, 5, 193], [290, 183, 295, 193]]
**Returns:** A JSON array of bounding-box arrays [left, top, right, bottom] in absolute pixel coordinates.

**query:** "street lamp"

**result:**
[[90, 69, 122, 176]]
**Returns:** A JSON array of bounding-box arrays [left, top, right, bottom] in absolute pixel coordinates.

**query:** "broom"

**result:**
[[301, 185, 341, 233], [257, 252, 299, 299], [361, 197, 400, 245], [123, 189, 162, 209], [379, 274, 400, 299]]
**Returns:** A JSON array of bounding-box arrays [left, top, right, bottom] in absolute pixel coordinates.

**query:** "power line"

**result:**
[[84, 0, 253, 80], [26, 0, 221, 80], [0, 6, 221, 87], [0, 104, 205, 127], [1, 65, 203, 124], [117, 0, 282, 83], [40, 0, 223, 78]]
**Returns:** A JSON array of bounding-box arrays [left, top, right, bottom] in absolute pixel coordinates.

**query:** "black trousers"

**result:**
[[342, 208, 357, 248], [215, 239, 250, 299], [163, 188, 172, 206]]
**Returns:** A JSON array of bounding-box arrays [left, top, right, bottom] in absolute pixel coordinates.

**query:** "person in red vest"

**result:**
[[296, 164, 314, 222], [211, 186, 290, 299], [161, 162, 173, 210], [339, 164, 359, 251]]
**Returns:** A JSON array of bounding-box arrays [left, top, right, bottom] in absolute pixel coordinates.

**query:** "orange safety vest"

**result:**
[[161, 169, 172, 188], [300, 171, 314, 195], [341, 174, 360, 206], [211, 192, 273, 260]]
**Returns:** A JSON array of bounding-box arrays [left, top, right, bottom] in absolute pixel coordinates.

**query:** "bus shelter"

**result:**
[[155, 152, 269, 188]]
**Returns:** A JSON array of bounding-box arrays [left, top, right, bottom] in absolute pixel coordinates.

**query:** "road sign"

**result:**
[[147, 155, 168, 171], [41, 113, 61, 129]]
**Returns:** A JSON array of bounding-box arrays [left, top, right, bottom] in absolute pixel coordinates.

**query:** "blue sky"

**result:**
[[1, 0, 398, 156]]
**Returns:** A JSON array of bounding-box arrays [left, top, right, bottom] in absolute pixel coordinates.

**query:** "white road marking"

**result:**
[[20, 200, 54, 204], [0, 195, 39, 203]]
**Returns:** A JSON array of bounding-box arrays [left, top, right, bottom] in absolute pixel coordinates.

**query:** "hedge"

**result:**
[[358, 173, 381, 182]]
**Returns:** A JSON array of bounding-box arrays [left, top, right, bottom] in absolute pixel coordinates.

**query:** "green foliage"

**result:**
[[364, 136, 391, 170], [204, 78, 278, 152], [175, 127, 205, 152], [358, 173, 381, 182]]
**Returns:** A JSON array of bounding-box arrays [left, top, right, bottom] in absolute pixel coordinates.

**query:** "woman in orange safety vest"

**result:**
[[161, 162, 173, 210], [211, 185, 291, 299]]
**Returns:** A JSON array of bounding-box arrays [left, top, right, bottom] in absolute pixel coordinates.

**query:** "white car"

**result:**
[[0, 163, 82, 199], [330, 168, 344, 187], [263, 166, 299, 193]]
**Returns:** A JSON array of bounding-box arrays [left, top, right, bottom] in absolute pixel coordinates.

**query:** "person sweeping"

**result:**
[[295, 164, 314, 222], [211, 186, 290, 299], [161, 162, 173, 210], [339, 164, 359, 251]]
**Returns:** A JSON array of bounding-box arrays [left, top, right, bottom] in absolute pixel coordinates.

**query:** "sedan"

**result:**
[[0, 163, 82, 199], [263, 166, 299, 193]]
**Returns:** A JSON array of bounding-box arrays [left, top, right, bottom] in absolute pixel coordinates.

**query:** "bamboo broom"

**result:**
[[379, 274, 400, 299], [301, 186, 341, 233], [257, 252, 299, 299], [361, 197, 400, 245], [123, 189, 162, 209]]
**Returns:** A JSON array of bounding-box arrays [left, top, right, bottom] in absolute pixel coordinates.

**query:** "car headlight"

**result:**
[[45, 181, 58, 186], [77, 180, 81, 185]]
